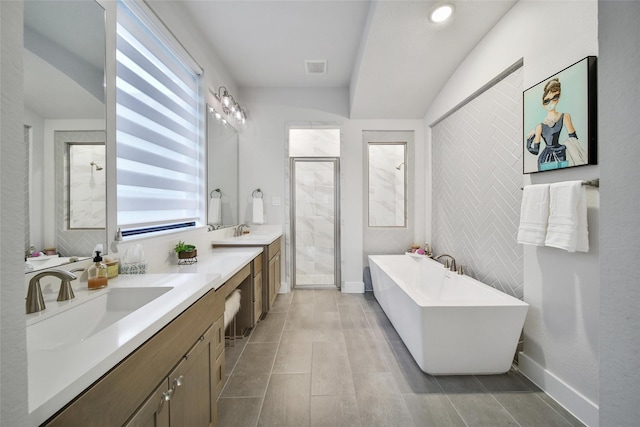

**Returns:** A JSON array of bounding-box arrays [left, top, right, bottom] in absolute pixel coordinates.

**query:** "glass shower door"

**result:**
[[291, 158, 340, 288]]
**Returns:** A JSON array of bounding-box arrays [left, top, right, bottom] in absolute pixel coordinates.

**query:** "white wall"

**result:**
[[1, 1, 29, 425], [424, 1, 599, 426], [237, 88, 426, 292], [598, 2, 640, 426]]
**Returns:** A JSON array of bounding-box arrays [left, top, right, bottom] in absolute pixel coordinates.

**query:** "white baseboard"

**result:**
[[277, 281, 290, 294], [342, 281, 364, 293], [518, 352, 599, 427]]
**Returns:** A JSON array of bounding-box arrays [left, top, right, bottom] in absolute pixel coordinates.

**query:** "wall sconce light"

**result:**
[[214, 86, 247, 126]]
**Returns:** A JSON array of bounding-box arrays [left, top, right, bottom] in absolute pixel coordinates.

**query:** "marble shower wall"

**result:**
[[294, 161, 335, 286], [368, 144, 405, 227], [69, 144, 106, 228], [55, 130, 106, 257]]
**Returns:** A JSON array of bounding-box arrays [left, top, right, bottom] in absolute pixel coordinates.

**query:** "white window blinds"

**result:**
[[116, 0, 203, 237]]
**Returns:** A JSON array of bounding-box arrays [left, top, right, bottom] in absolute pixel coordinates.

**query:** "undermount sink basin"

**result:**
[[27, 287, 172, 351]]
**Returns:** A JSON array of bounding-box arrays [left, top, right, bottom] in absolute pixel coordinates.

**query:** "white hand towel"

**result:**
[[545, 181, 589, 252], [252, 197, 264, 224], [208, 197, 221, 224], [517, 184, 550, 246]]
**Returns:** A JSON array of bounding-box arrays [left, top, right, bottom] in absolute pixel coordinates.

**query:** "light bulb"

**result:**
[[430, 4, 454, 23]]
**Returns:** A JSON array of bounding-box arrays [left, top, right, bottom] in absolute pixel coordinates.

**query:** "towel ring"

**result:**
[[210, 188, 222, 199], [252, 188, 263, 199]]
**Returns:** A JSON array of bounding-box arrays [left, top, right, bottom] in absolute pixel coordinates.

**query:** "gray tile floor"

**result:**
[[218, 289, 584, 427]]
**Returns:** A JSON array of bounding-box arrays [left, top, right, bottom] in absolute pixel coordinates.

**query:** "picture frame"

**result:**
[[523, 56, 597, 174]]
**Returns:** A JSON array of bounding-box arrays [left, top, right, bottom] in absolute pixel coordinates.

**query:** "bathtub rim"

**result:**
[[368, 254, 528, 308]]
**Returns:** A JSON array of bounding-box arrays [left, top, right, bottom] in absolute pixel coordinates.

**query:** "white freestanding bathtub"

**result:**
[[368, 254, 528, 375]]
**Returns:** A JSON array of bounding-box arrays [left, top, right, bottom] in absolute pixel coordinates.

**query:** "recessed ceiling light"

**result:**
[[430, 3, 455, 23]]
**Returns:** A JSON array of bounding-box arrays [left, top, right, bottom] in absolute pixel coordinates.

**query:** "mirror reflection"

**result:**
[[24, 0, 106, 272], [207, 105, 239, 229], [368, 142, 407, 227]]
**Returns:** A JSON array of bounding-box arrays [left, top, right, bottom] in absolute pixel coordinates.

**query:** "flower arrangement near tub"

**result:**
[[174, 241, 197, 265], [406, 243, 433, 257]]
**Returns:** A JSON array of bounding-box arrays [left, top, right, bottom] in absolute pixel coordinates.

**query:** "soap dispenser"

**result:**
[[88, 250, 108, 290]]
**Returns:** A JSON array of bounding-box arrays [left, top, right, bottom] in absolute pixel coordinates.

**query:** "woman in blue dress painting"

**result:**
[[526, 78, 585, 171]]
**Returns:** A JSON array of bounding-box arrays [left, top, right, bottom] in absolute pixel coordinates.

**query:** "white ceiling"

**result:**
[[23, 1, 105, 120], [179, 0, 518, 119]]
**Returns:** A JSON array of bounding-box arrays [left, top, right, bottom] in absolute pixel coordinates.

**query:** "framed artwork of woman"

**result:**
[[523, 56, 597, 174]]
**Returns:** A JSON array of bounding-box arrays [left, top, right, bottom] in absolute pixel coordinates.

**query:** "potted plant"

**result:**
[[174, 241, 197, 259]]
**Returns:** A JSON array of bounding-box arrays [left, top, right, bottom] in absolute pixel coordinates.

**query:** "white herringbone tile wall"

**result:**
[[432, 67, 524, 298]]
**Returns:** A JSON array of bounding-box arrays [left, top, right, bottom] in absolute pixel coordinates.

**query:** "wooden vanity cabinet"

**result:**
[[125, 323, 220, 427], [124, 379, 170, 427], [166, 324, 216, 426], [211, 241, 281, 319], [252, 253, 263, 323], [266, 238, 281, 311], [43, 277, 230, 427]]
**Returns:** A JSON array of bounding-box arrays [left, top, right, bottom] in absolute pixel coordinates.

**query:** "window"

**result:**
[[116, 0, 203, 237], [368, 142, 406, 227], [288, 128, 340, 157]]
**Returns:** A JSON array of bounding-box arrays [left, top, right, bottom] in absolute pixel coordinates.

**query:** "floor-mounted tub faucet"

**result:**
[[26, 269, 79, 314], [434, 254, 457, 272]]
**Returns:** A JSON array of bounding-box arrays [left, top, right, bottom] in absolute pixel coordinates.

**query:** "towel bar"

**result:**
[[520, 179, 599, 190]]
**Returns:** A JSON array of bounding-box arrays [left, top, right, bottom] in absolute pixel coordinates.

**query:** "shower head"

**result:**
[[396, 162, 405, 170], [90, 161, 103, 171]]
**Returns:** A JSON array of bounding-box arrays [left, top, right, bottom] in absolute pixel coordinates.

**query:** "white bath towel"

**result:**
[[545, 181, 589, 252], [517, 184, 550, 246], [252, 197, 264, 224], [224, 290, 241, 328], [208, 197, 221, 225]]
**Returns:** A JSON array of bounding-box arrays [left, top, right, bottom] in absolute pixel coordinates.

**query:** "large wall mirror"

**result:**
[[207, 105, 239, 229], [368, 142, 407, 227], [24, 0, 107, 272]]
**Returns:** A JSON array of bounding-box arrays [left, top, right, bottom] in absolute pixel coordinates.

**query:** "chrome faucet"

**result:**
[[434, 254, 457, 272], [234, 224, 249, 237], [26, 269, 79, 314]]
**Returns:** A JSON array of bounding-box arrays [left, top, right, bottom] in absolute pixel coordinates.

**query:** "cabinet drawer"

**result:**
[[166, 324, 215, 427], [220, 264, 251, 298], [267, 238, 281, 260], [254, 291, 263, 322], [253, 253, 263, 276], [213, 314, 224, 358], [253, 271, 263, 302], [253, 271, 263, 324], [124, 379, 170, 427], [214, 350, 225, 399]]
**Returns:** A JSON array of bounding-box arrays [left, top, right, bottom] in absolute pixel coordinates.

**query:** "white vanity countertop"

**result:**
[[210, 225, 283, 246], [27, 246, 262, 426]]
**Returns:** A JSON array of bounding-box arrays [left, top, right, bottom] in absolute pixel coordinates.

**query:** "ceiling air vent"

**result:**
[[305, 60, 327, 75]]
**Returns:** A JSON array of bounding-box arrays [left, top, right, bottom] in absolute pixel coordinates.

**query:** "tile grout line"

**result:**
[[252, 292, 292, 427], [359, 298, 421, 427]]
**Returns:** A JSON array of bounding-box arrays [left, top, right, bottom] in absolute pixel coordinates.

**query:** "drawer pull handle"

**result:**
[[173, 375, 184, 388], [159, 388, 173, 411]]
